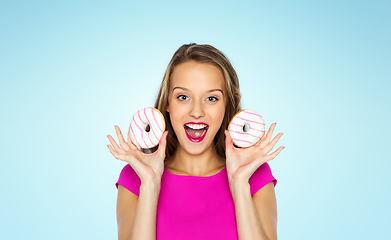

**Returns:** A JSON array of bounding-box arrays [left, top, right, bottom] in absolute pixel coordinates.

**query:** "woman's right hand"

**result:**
[[107, 125, 168, 185]]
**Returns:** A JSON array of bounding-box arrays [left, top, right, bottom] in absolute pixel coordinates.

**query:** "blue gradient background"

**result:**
[[1, 1, 390, 239]]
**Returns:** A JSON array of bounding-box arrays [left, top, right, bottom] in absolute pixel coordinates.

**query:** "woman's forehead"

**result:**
[[170, 61, 225, 92]]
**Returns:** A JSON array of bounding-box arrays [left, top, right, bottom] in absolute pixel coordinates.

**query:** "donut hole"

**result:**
[[144, 124, 151, 133], [243, 124, 250, 132]]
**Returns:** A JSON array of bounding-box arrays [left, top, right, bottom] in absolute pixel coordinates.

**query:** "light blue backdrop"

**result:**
[[1, 0, 390, 239]]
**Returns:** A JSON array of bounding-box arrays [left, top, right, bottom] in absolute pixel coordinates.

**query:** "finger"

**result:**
[[107, 144, 129, 163], [107, 134, 125, 154], [260, 123, 276, 149], [264, 146, 285, 162], [115, 125, 130, 151], [262, 132, 283, 154], [156, 131, 168, 158], [107, 144, 119, 159], [265, 123, 276, 142], [259, 129, 266, 141], [225, 130, 234, 156], [254, 130, 266, 147], [127, 126, 138, 150]]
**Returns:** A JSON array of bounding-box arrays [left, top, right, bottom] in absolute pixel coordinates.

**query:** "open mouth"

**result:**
[[184, 122, 209, 143]]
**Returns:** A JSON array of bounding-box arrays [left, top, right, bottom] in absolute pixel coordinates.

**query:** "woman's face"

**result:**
[[166, 61, 226, 155]]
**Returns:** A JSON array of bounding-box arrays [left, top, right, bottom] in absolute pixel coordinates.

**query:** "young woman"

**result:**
[[107, 43, 284, 240]]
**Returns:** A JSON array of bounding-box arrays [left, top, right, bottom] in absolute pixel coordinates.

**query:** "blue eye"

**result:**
[[207, 96, 218, 102], [178, 95, 189, 101]]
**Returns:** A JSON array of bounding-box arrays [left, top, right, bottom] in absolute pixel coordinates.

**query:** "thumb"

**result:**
[[225, 130, 234, 156], [156, 131, 168, 158]]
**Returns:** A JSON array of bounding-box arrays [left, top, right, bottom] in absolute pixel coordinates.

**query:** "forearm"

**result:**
[[128, 181, 160, 240], [231, 181, 269, 240]]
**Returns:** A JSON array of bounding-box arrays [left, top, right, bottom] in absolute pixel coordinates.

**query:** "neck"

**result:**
[[166, 144, 225, 176]]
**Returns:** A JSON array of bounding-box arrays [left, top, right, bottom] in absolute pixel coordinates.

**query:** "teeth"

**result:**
[[186, 123, 207, 130]]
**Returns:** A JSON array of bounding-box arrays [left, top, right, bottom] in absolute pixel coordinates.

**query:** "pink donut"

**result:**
[[228, 109, 265, 148], [129, 107, 166, 149]]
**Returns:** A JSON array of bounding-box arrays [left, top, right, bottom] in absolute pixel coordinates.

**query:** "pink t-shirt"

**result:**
[[115, 162, 277, 240]]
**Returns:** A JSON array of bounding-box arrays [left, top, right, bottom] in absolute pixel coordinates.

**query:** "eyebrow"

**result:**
[[172, 86, 224, 94]]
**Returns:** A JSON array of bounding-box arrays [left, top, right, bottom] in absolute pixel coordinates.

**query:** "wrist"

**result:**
[[141, 179, 161, 193], [229, 180, 250, 200]]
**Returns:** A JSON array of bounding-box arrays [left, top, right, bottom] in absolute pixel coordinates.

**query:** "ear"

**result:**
[[166, 104, 170, 113]]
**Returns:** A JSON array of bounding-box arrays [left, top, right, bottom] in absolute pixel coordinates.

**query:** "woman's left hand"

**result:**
[[225, 123, 285, 187]]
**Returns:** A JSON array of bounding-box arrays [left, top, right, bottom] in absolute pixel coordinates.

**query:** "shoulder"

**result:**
[[115, 164, 141, 196], [249, 162, 277, 197]]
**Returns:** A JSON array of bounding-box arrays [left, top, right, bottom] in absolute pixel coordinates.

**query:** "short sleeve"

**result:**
[[249, 162, 277, 197], [115, 164, 141, 196]]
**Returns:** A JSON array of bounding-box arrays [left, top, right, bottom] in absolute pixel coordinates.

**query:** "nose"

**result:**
[[189, 100, 205, 119]]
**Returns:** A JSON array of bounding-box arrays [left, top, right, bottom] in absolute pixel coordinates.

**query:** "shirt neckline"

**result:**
[[164, 166, 227, 178]]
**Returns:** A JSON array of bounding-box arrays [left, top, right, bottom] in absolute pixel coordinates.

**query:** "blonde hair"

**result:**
[[154, 43, 241, 159]]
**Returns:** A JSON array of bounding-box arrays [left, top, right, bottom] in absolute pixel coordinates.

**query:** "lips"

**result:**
[[184, 122, 209, 143]]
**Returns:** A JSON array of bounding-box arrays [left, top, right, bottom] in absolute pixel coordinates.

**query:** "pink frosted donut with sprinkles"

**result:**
[[129, 107, 166, 149], [228, 109, 265, 148]]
